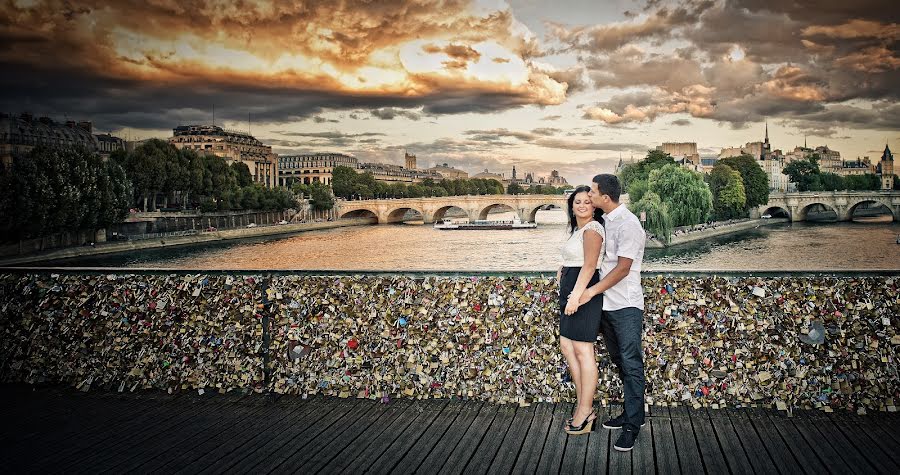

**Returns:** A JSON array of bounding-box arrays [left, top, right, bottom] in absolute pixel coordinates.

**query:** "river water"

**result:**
[[42, 210, 900, 271]]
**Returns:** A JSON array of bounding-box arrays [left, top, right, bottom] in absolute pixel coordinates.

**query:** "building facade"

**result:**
[[359, 162, 442, 184], [278, 153, 359, 187], [657, 142, 700, 166], [877, 144, 894, 190], [169, 125, 278, 188], [405, 152, 417, 170], [1, 113, 103, 168], [426, 163, 469, 180]]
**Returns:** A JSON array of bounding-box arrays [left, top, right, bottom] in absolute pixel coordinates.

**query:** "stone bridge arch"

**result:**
[[798, 202, 838, 222], [477, 203, 521, 221], [847, 199, 896, 221], [430, 205, 470, 223], [340, 208, 379, 223], [526, 203, 565, 222], [384, 206, 425, 224], [761, 206, 791, 220]]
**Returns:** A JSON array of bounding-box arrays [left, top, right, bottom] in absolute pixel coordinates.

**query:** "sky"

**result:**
[[1, 0, 898, 186]]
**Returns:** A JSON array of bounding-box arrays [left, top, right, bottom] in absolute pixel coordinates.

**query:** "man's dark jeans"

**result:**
[[600, 307, 645, 431]]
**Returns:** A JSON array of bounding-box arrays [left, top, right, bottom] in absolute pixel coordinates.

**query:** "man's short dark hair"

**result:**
[[592, 174, 621, 202]]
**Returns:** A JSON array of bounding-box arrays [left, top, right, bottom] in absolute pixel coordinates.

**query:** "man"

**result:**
[[578, 173, 646, 452]]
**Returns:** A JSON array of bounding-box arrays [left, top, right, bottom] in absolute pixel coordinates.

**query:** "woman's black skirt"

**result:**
[[559, 266, 603, 342]]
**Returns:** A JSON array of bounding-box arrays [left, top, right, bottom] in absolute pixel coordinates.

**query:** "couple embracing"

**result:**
[[556, 173, 646, 452]]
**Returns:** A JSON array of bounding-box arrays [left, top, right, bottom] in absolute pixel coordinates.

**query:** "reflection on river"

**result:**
[[43, 210, 900, 271]]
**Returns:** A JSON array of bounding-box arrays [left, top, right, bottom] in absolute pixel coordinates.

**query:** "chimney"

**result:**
[[77, 121, 93, 134]]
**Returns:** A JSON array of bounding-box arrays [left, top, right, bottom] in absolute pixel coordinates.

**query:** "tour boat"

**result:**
[[434, 216, 537, 230]]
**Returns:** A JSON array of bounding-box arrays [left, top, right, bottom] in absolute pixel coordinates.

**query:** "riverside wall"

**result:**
[[1, 271, 897, 413], [0, 218, 376, 266], [646, 218, 790, 249]]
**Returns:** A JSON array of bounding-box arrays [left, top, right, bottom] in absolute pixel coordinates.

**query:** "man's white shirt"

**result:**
[[600, 203, 646, 311]]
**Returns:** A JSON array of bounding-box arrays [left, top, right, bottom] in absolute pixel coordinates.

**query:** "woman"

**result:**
[[557, 185, 605, 435]]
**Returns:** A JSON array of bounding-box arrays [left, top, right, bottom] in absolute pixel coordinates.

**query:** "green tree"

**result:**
[[629, 191, 673, 244], [647, 164, 712, 226], [332, 165, 358, 199], [783, 156, 820, 192], [619, 150, 676, 191], [507, 182, 524, 194], [707, 164, 746, 220], [844, 174, 881, 191], [820, 172, 846, 191], [627, 179, 649, 203], [231, 161, 253, 187], [718, 154, 769, 208]]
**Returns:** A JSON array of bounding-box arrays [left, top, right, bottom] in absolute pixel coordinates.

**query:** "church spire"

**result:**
[[764, 121, 769, 144]]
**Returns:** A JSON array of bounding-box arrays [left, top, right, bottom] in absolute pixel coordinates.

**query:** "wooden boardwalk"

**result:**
[[2, 385, 899, 474]]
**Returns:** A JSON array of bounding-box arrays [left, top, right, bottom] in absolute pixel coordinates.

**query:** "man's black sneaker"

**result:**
[[614, 428, 637, 452], [602, 414, 646, 430]]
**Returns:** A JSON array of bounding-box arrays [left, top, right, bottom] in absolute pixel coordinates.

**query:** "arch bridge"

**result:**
[[335, 195, 569, 224], [757, 191, 900, 222]]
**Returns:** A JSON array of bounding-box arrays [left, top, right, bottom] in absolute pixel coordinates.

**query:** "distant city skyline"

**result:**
[[1, 0, 897, 186]]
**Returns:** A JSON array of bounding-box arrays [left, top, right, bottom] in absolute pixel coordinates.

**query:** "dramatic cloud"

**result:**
[[0, 0, 568, 129], [370, 108, 422, 120]]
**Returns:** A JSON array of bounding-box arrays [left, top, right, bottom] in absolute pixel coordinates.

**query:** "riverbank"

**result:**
[[0, 217, 376, 266], [646, 218, 790, 248]]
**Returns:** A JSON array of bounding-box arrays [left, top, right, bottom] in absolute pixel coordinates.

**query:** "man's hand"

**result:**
[[577, 287, 596, 306]]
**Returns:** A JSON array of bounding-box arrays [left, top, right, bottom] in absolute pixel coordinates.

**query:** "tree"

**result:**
[[647, 164, 712, 226], [231, 161, 253, 187], [332, 165, 358, 199], [718, 154, 769, 208], [507, 182, 524, 195], [308, 182, 335, 210], [783, 156, 820, 192], [629, 191, 673, 244], [820, 172, 846, 191], [707, 164, 746, 220], [626, 179, 649, 203], [844, 174, 881, 191], [619, 150, 676, 191]]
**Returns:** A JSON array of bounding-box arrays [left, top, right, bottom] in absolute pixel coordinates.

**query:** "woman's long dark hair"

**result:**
[[567, 185, 605, 234]]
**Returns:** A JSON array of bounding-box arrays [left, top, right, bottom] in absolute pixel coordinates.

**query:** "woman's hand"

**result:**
[[564, 293, 581, 315]]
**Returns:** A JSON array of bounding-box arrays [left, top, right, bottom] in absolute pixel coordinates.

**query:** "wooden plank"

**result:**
[[297, 398, 396, 473], [824, 415, 900, 474], [70, 394, 236, 471], [134, 396, 299, 473], [871, 413, 900, 445], [24, 393, 204, 471], [510, 403, 553, 474], [583, 405, 611, 475], [649, 406, 679, 474], [331, 399, 425, 473], [447, 404, 514, 475], [632, 418, 655, 475], [99, 395, 284, 473], [322, 399, 415, 473], [559, 403, 589, 475], [764, 410, 828, 475], [486, 404, 536, 474], [789, 411, 854, 474], [667, 406, 700, 474], [390, 399, 466, 473], [707, 407, 754, 475], [726, 408, 779, 474], [64, 394, 235, 471], [536, 402, 571, 474], [856, 418, 900, 468], [687, 406, 730, 475], [231, 397, 359, 474], [803, 409, 878, 474], [744, 407, 802, 471], [272, 398, 384, 473], [436, 403, 503, 475], [414, 401, 484, 471], [364, 399, 451, 474]]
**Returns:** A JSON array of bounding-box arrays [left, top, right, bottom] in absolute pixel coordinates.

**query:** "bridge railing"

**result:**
[[1, 269, 897, 412]]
